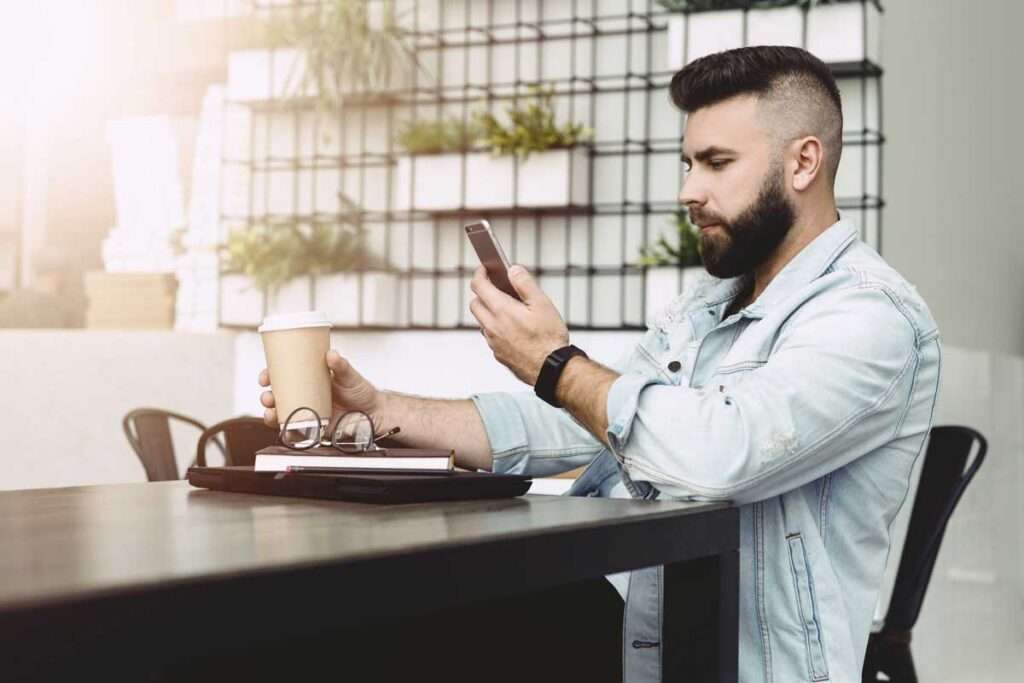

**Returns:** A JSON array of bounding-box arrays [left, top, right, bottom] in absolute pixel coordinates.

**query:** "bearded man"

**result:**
[[261, 46, 939, 683]]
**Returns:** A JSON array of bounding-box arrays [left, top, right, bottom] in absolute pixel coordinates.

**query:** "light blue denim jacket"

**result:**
[[471, 221, 940, 682]]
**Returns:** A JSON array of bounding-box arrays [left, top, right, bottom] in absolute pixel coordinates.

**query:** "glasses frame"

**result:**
[[278, 407, 386, 453]]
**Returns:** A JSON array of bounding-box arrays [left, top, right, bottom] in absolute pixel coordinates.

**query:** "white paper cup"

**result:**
[[259, 311, 333, 426]]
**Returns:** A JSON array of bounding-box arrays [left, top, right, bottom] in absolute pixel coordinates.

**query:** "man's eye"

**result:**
[[709, 159, 730, 170]]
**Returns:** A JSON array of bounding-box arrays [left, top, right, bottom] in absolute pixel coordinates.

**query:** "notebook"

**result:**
[[187, 466, 532, 505], [254, 445, 454, 474]]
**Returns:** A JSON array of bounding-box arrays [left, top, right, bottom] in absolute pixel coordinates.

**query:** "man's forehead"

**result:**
[[681, 95, 766, 156]]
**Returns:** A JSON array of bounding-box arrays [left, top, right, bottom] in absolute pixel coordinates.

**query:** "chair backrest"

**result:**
[[883, 425, 987, 632], [123, 408, 211, 481], [196, 416, 279, 468]]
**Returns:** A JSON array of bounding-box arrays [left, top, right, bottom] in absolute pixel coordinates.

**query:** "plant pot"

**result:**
[[267, 276, 314, 315], [314, 272, 401, 327], [515, 147, 590, 207], [746, 7, 803, 49], [666, 1, 881, 69], [394, 154, 473, 211], [806, 1, 881, 65], [394, 148, 589, 211], [644, 266, 705, 322], [219, 273, 265, 327]]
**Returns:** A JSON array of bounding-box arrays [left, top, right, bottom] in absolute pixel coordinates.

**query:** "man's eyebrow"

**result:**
[[680, 146, 738, 163]]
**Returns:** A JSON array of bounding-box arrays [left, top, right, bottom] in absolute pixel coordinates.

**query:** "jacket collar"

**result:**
[[698, 219, 858, 318]]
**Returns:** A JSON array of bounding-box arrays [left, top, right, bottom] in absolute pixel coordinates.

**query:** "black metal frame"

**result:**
[[218, 0, 883, 331]]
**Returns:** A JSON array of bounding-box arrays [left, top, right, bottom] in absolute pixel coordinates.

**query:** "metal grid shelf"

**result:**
[[218, 0, 884, 331]]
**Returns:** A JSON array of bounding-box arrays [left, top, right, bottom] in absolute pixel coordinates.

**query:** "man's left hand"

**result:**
[[469, 265, 569, 386]]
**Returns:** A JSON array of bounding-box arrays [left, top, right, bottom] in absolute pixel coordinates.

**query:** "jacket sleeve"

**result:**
[[604, 285, 924, 503]]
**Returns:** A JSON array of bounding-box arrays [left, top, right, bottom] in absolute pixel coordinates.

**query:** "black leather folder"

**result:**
[[187, 465, 532, 504]]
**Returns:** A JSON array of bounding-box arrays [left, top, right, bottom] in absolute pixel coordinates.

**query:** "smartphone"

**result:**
[[465, 220, 522, 301]]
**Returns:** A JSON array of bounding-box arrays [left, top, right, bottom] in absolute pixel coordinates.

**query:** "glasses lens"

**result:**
[[332, 412, 374, 453], [281, 408, 322, 449]]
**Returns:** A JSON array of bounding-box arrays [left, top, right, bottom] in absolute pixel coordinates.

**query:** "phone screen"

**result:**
[[465, 220, 521, 301]]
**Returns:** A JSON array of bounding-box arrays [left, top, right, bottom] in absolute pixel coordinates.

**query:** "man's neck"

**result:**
[[745, 204, 839, 305]]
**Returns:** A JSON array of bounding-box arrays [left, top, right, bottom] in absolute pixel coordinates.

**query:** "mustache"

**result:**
[[687, 207, 728, 229]]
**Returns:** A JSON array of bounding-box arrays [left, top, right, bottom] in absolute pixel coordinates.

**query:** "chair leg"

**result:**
[[863, 630, 917, 683]]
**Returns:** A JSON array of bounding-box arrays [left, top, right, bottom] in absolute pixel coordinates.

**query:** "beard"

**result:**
[[690, 166, 796, 279]]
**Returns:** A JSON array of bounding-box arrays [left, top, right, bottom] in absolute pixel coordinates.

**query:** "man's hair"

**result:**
[[670, 46, 844, 183]]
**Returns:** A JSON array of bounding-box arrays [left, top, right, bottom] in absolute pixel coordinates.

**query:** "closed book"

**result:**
[[254, 446, 455, 473]]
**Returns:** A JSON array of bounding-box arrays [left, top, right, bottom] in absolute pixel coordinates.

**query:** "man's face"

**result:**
[[679, 95, 795, 278]]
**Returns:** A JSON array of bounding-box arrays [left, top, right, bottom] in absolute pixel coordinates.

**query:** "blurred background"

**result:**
[[0, 1, 1020, 680]]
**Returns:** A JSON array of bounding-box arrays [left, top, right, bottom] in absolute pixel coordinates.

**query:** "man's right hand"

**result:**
[[259, 350, 384, 428]]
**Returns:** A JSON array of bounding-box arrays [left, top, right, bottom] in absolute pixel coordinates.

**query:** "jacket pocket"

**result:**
[[787, 533, 830, 681]]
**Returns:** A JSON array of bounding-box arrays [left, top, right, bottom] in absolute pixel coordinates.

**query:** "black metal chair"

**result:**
[[123, 408, 225, 481], [862, 425, 987, 683], [196, 416, 279, 468]]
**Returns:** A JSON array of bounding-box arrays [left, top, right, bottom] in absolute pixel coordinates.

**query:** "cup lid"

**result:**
[[258, 311, 331, 333]]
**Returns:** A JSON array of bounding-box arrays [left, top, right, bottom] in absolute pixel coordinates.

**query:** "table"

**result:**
[[0, 481, 739, 681]]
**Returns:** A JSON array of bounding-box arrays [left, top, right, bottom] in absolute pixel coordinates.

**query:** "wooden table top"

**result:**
[[0, 480, 732, 614]]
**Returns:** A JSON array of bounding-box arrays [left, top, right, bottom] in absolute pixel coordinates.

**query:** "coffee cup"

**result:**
[[259, 311, 333, 426]]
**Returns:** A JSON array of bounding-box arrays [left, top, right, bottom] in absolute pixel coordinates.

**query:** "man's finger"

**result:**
[[470, 265, 510, 312], [469, 297, 497, 334], [258, 368, 270, 387], [260, 391, 275, 408], [263, 407, 278, 428], [507, 265, 543, 304]]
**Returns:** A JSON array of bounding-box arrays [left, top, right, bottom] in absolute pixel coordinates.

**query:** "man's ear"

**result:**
[[790, 136, 824, 192]]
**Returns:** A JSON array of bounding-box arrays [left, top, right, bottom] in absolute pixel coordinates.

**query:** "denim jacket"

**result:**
[[471, 221, 940, 682]]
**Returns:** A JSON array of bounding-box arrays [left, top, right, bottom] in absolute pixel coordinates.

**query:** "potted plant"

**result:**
[[394, 87, 592, 211], [227, 0, 421, 129], [663, 0, 880, 69], [639, 210, 706, 321], [219, 217, 399, 327]]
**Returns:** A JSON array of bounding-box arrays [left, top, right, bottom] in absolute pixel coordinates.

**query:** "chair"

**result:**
[[123, 408, 223, 481], [196, 416, 279, 468], [862, 425, 987, 683]]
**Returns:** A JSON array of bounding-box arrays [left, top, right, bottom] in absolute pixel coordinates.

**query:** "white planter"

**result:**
[[645, 266, 705, 322], [268, 276, 313, 315], [516, 147, 590, 208], [747, 7, 803, 49], [227, 49, 313, 102], [394, 154, 472, 211], [219, 273, 265, 327], [394, 148, 589, 211], [315, 272, 401, 327], [807, 1, 881, 64], [667, 2, 881, 69]]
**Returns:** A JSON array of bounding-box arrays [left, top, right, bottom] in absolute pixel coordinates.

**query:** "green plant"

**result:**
[[638, 210, 703, 267], [270, 0, 420, 108], [396, 117, 482, 155], [220, 220, 391, 293], [474, 86, 590, 160]]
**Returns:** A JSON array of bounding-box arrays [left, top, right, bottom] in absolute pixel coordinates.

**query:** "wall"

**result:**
[[883, 0, 1024, 356], [0, 331, 235, 491], [881, 1, 1024, 679]]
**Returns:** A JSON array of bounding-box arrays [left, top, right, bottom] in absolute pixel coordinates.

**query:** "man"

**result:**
[[260, 47, 939, 682]]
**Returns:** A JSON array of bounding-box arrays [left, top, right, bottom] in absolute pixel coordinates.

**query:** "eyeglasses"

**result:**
[[278, 407, 400, 453]]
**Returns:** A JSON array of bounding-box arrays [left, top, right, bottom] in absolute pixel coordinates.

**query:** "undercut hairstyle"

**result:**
[[670, 46, 844, 184]]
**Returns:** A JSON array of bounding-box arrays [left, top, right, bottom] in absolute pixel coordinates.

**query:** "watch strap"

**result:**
[[534, 345, 588, 408]]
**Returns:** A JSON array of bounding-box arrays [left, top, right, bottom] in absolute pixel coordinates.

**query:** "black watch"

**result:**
[[534, 345, 588, 408]]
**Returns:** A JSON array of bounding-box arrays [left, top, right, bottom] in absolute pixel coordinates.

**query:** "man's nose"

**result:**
[[678, 171, 706, 207]]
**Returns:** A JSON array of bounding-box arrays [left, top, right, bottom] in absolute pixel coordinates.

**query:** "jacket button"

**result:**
[[667, 360, 681, 372]]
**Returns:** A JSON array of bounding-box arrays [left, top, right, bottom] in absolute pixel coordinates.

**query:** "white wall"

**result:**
[[0, 331, 235, 490], [881, 1, 1024, 679], [883, 0, 1024, 357]]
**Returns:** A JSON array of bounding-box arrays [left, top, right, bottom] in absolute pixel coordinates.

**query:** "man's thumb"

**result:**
[[508, 265, 539, 302]]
